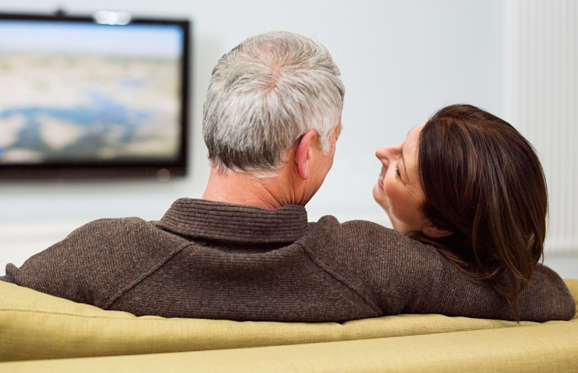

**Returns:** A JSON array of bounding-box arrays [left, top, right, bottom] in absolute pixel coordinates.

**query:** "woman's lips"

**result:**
[[378, 176, 384, 190]]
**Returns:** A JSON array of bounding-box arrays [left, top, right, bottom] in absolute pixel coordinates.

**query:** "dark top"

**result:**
[[2, 198, 575, 322]]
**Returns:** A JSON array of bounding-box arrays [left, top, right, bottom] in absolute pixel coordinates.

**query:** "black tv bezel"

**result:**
[[0, 11, 191, 180]]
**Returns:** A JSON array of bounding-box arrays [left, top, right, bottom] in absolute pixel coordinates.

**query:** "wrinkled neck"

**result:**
[[202, 166, 299, 210]]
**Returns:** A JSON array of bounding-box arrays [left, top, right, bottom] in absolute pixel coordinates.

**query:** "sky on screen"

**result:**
[[0, 21, 182, 58]]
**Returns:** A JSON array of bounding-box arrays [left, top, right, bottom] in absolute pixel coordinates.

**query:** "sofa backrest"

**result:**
[[1, 279, 576, 362]]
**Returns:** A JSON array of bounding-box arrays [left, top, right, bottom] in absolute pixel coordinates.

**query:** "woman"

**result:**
[[374, 104, 547, 321]]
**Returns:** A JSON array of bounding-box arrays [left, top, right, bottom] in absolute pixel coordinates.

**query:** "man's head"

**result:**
[[203, 31, 344, 176]]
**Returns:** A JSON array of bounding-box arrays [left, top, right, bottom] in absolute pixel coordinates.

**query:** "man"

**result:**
[[2, 32, 573, 322]]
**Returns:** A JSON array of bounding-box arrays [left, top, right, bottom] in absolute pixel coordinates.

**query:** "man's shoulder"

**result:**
[[5, 216, 185, 308], [56, 217, 188, 261], [65, 217, 149, 243], [305, 215, 419, 254], [305, 214, 442, 264], [308, 215, 402, 243], [70, 217, 176, 243], [76, 216, 148, 231]]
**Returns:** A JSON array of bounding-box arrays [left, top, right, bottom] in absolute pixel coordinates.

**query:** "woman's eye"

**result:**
[[395, 166, 401, 178]]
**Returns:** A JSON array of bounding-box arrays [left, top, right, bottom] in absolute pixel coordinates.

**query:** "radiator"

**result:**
[[503, 0, 578, 252]]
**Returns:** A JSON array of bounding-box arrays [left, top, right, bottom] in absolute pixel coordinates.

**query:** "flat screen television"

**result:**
[[0, 11, 190, 179]]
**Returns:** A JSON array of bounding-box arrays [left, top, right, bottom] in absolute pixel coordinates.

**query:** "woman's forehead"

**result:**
[[404, 123, 425, 154]]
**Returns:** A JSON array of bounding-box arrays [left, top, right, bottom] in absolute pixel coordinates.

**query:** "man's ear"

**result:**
[[296, 129, 318, 180], [422, 223, 453, 239]]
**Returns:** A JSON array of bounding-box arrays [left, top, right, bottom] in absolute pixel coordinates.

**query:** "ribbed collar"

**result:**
[[157, 198, 308, 243]]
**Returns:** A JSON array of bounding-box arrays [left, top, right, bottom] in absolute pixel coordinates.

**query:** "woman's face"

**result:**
[[373, 123, 430, 234]]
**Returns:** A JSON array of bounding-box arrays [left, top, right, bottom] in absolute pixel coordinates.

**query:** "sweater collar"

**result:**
[[157, 198, 308, 243]]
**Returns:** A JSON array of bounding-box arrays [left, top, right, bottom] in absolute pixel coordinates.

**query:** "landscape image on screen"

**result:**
[[0, 21, 183, 164]]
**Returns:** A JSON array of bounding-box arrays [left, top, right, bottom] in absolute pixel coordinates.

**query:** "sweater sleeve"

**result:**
[[3, 217, 181, 309], [309, 218, 575, 321], [413, 257, 575, 322]]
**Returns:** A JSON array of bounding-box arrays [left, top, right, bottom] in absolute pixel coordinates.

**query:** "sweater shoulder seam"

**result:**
[[102, 241, 190, 309], [297, 242, 382, 315]]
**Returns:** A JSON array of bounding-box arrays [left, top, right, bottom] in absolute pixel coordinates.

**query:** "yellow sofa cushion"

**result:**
[[3, 321, 578, 373], [1, 279, 576, 362]]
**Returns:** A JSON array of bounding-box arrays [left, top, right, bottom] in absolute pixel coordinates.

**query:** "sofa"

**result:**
[[1, 279, 577, 372]]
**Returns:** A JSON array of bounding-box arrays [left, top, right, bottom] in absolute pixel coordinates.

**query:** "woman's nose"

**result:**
[[375, 146, 388, 160], [375, 147, 391, 169], [375, 145, 399, 161]]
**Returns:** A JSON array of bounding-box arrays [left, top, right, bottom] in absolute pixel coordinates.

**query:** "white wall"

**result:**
[[0, 0, 504, 224], [1, 0, 576, 277]]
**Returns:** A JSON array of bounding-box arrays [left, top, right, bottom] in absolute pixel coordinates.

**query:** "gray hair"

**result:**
[[203, 31, 345, 172]]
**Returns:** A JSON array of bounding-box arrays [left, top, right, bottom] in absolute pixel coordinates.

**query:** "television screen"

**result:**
[[0, 12, 190, 178]]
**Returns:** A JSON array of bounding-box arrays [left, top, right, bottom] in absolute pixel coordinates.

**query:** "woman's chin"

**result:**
[[391, 223, 403, 233], [372, 184, 385, 205], [392, 222, 415, 236]]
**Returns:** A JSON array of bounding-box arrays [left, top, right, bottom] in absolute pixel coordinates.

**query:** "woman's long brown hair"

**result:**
[[414, 104, 547, 321]]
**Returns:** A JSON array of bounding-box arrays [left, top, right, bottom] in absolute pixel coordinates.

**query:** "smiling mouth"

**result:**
[[377, 172, 385, 189]]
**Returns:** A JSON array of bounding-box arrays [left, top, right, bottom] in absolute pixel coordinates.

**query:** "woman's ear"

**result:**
[[422, 223, 453, 238], [295, 129, 318, 180]]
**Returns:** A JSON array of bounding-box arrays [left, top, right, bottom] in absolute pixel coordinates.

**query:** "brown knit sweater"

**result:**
[[3, 198, 575, 322]]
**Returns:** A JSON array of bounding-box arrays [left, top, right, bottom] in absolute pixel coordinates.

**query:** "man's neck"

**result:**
[[202, 166, 299, 210]]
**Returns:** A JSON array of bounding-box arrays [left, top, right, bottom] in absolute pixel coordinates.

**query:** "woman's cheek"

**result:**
[[383, 177, 398, 205], [384, 178, 407, 219]]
